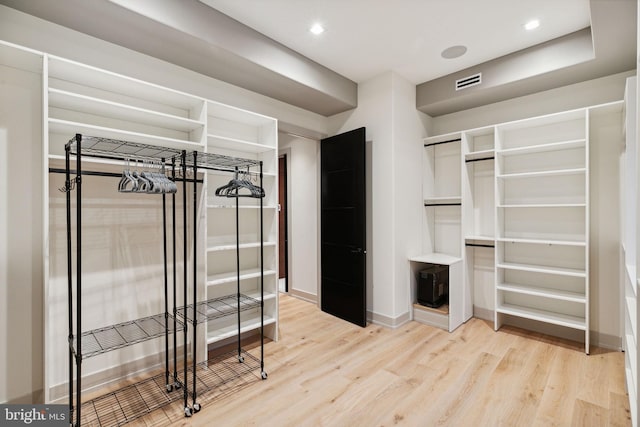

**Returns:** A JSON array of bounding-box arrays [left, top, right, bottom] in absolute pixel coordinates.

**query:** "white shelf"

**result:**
[[496, 237, 586, 247], [497, 283, 586, 303], [627, 296, 637, 338], [207, 100, 275, 127], [465, 149, 495, 161], [626, 366, 638, 427], [208, 134, 275, 153], [424, 196, 461, 205], [410, 253, 462, 265], [206, 314, 275, 345], [48, 118, 203, 151], [0, 40, 43, 73], [49, 88, 205, 132], [626, 334, 637, 392], [465, 235, 495, 244], [496, 262, 586, 278], [498, 203, 586, 208], [497, 168, 586, 179], [498, 139, 586, 156], [627, 264, 638, 297], [48, 55, 204, 111], [497, 303, 586, 330], [207, 268, 277, 286], [207, 204, 277, 210], [207, 239, 276, 252]]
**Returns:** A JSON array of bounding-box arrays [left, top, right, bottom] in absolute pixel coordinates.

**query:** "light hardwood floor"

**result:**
[[127, 295, 630, 426]]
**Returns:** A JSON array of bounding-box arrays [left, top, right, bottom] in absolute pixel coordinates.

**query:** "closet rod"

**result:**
[[465, 243, 495, 248], [424, 138, 461, 148], [48, 168, 203, 183], [424, 203, 462, 207], [465, 156, 494, 163]]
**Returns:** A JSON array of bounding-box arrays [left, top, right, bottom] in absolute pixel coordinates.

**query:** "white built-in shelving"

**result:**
[[412, 132, 469, 332], [46, 55, 206, 155], [17, 38, 281, 420], [204, 100, 278, 346], [494, 108, 590, 353], [622, 76, 639, 426]]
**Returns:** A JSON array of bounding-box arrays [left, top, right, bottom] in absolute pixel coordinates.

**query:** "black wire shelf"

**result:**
[[67, 135, 183, 162], [180, 151, 260, 172], [188, 350, 262, 396], [77, 371, 184, 427], [72, 313, 184, 359], [176, 294, 260, 324], [76, 350, 261, 427]]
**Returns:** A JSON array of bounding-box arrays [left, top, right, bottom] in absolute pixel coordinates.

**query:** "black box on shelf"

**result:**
[[417, 265, 448, 308]]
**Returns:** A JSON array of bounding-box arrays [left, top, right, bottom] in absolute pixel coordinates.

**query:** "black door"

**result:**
[[321, 127, 366, 327]]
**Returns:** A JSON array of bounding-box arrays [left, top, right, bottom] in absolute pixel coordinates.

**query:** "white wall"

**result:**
[[432, 71, 633, 135], [278, 133, 319, 302], [430, 73, 630, 348], [328, 71, 427, 325], [390, 73, 428, 317], [0, 63, 44, 403]]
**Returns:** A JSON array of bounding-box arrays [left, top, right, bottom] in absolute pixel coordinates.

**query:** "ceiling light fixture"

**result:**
[[524, 19, 540, 31], [441, 45, 467, 59], [310, 23, 325, 35]]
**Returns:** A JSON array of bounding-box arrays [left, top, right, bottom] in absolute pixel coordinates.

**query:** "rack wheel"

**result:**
[[238, 355, 245, 363], [193, 403, 202, 413], [174, 381, 182, 390], [261, 371, 268, 380], [166, 384, 173, 392], [184, 407, 193, 417]]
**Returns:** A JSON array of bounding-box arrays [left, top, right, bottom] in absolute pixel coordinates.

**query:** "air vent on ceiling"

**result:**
[[455, 73, 482, 91]]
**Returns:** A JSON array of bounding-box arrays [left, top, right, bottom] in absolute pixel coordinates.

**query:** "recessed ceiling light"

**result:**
[[441, 45, 467, 59], [525, 19, 540, 31], [310, 23, 325, 35]]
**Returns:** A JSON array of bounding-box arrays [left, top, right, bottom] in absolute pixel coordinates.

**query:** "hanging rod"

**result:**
[[424, 138, 461, 148], [48, 168, 203, 183], [465, 156, 495, 163], [424, 203, 462, 207], [465, 243, 495, 248]]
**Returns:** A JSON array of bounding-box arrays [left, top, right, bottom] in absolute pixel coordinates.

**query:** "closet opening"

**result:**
[[279, 154, 289, 292]]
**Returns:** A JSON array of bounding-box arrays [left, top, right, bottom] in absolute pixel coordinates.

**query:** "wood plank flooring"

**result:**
[[125, 295, 630, 426]]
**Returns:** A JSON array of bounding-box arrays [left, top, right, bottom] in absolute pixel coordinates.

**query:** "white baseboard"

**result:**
[[289, 289, 317, 304], [48, 348, 185, 403], [367, 310, 411, 328]]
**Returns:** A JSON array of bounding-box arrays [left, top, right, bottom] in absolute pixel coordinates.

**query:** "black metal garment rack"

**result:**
[[63, 136, 268, 425], [63, 134, 188, 426], [174, 151, 268, 413]]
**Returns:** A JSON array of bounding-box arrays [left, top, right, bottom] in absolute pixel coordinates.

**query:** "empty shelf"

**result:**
[[207, 268, 276, 286], [176, 294, 260, 324], [497, 303, 586, 330], [497, 168, 586, 179], [496, 237, 586, 247], [498, 139, 586, 156], [410, 253, 462, 265], [73, 313, 183, 359], [497, 282, 586, 303], [496, 262, 586, 278], [207, 314, 275, 345], [424, 196, 461, 206]]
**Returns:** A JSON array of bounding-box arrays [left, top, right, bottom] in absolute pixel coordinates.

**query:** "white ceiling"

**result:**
[[200, 0, 592, 84]]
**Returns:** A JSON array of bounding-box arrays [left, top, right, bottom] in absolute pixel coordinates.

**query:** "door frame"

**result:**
[[278, 148, 292, 293]]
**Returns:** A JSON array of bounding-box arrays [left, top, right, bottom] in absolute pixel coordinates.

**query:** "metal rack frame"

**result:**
[[63, 135, 268, 425], [64, 134, 188, 426], [175, 150, 268, 413]]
